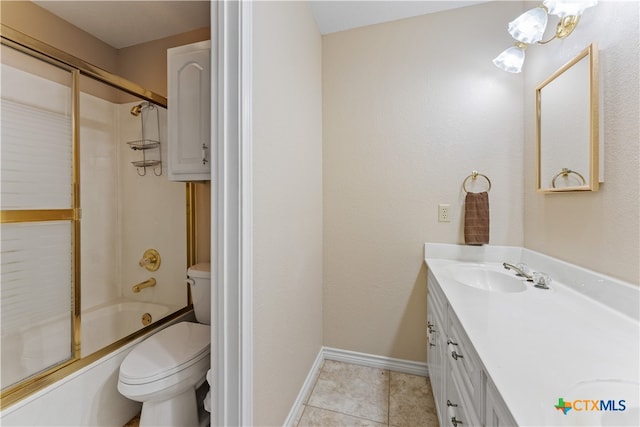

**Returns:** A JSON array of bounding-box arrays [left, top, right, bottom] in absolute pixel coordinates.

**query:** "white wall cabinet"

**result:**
[[428, 272, 516, 427], [167, 40, 212, 181]]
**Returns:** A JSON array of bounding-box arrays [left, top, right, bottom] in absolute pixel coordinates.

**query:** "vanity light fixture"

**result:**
[[493, 0, 598, 73]]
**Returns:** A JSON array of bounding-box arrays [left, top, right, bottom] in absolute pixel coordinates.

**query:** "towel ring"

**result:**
[[551, 168, 586, 188], [463, 171, 491, 193]]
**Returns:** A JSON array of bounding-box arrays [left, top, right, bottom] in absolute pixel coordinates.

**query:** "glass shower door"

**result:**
[[0, 44, 78, 391]]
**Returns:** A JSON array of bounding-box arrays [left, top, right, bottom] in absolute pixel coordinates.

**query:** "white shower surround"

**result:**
[[80, 92, 187, 312]]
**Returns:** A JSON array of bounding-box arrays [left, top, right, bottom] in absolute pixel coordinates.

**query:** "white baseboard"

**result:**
[[282, 347, 429, 426], [283, 348, 325, 427], [322, 347, 429, 377]]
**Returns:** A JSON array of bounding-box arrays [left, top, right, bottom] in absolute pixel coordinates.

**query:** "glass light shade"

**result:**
[[543, 0, 598, 17], [508, 6, 549, 43], [493, 45, 526, 73]]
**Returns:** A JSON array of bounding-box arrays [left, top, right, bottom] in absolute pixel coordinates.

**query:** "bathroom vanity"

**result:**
[[424, 243, 639, 427]]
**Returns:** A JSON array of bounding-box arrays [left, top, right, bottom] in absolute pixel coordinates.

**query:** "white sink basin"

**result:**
[[553, 379, 639, 426], [451, 267, 527, 293]]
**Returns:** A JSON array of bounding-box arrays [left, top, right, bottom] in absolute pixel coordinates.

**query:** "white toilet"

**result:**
[[118, 263, 211, 427]]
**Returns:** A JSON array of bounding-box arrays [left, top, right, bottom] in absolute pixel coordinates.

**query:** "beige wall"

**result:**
[[118, 27, 210, 98], [1, 1, 118, 72], [322, 2, 525, 362], [252, 1, 324, 425], [1, 1, 208, 96], [523, 1, 639, 285]]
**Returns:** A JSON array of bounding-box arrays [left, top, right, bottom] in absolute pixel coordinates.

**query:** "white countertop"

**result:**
[[424, 243, 640, 426]]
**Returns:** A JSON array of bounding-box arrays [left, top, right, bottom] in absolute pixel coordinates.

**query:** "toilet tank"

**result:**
[[187, 263, 211, 325]]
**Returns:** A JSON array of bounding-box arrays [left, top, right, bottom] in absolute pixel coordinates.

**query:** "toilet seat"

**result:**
[[119, 322, 210, 386]]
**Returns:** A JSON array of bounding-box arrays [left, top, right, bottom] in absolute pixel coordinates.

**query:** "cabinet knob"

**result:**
[[451, 351, 464, 360], [447, 400, 458, 407], [202, 143, 209, 165], [451, 416, 464, 427], [447, 339, 458, 346]]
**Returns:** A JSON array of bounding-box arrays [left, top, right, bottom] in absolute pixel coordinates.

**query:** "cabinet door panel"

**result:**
[[447, 367, 482, 427], [486, 377, 517, 426], [168, 41, 211, 181], [427, 291, 446, 425]]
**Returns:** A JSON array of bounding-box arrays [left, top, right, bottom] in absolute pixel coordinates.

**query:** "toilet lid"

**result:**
[[120, 322, 210, 385]]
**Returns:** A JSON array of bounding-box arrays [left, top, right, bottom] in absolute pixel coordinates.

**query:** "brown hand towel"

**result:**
[[464, 191, 489, 245]]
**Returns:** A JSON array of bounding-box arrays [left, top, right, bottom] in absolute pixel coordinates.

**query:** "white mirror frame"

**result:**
[[536, 43, 600, 193]]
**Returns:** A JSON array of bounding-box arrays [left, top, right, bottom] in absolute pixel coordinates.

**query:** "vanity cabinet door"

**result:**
[[485, 376, 517, 427], [167, 40, 211, 181], [445, 368, 481, 427], [427, 290, 446, 425]]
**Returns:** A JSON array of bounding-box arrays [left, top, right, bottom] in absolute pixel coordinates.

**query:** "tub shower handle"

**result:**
[[139, 249, 161, 271], [132, 278, 156, 293]]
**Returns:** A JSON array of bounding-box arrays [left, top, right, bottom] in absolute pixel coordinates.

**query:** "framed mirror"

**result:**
[[536, 43, 600, 192]]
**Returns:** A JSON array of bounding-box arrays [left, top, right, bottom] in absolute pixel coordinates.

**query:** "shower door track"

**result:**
[[0, 24, 167, 107]]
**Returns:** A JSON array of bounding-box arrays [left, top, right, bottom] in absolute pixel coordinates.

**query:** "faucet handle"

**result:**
[[139, 249, 161, 271], [516, 263, 531, 275], [532, 272, 551, 289]]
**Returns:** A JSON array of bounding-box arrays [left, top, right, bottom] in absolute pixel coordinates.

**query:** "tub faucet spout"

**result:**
[[502, 263, 533, 281], [132, 278, 156, 293]]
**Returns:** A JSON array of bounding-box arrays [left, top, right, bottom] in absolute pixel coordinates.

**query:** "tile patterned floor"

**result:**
[[295, 360, 438, 427], [123, 360, 437, 427]]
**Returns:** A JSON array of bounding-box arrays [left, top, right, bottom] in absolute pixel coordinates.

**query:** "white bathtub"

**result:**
[[1, 313, 71, 390], [1, 306, 195, 426], [81, 300, 176, 357]]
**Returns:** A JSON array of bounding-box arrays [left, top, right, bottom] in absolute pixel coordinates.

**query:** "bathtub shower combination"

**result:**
[[0, 27, 196, 412], [81, 301, 176, 357]]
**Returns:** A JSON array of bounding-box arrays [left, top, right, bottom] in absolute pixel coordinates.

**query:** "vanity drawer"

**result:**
[[428, 270, 447, 314], [428, 271, 447, 339], [428, 291, 445, 330], [447, 307, 483, 415]]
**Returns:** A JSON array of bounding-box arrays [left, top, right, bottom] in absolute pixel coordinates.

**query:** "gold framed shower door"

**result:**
[[0, 24, 198, 409]]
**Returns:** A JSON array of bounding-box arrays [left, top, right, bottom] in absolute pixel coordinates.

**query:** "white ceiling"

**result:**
[[309, 1, 489, 35], [33, 0, 489, 49]]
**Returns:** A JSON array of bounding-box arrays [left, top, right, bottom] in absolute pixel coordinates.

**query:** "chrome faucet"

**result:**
[[502, 262, 533, 281], [503, 262, 551, 289]]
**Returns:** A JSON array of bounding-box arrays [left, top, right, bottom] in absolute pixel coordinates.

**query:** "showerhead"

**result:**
[[130, 102, 154, 117], [130, 104, 143, 116]]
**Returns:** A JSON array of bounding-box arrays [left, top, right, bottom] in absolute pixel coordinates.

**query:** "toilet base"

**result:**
[[139, 387, 198, 427]]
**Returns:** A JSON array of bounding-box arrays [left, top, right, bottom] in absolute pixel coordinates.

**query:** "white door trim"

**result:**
[[212, 1, 253, 425], [239, 0, 254, 425]]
